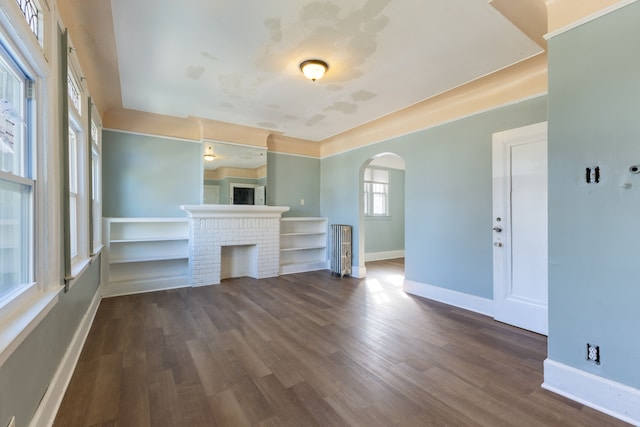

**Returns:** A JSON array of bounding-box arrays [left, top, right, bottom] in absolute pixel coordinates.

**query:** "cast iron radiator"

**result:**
[[330, 224, 352, 277]]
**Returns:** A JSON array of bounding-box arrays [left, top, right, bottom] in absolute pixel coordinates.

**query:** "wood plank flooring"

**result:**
[[54, 259, 629, 426]]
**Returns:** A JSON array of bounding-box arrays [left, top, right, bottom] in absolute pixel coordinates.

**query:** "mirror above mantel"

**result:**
[[203, 141, 267, 205]]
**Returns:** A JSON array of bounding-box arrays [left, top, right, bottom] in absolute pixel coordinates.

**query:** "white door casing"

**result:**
[[492, 121, 548, 335]]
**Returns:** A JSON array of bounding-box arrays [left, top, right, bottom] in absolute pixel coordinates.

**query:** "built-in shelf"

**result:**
[[279, 217, 328, 275], [103, 218, 190, 296]]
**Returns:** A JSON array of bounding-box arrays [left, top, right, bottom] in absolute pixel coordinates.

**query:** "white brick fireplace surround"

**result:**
[[180, 205, 290, 286]]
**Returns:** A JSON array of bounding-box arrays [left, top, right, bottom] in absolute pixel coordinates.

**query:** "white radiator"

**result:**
[[331, 224, 352, 277]]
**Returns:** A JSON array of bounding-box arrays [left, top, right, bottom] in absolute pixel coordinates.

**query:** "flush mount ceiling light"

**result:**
[[203, 145, 216, 162], [300, 59, 328, 82]]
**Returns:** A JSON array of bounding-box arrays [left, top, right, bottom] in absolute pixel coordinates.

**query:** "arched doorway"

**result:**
[[358, 153, 406, 278]]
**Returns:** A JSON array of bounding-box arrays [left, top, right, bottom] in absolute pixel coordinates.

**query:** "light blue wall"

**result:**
[[103, 131, 202, 217], [267, 152, 321, 217], [364, 168, 405, 254], [321, 96, 547, 297], [547, 2, 640, 389], [0, 257, 101, 427]]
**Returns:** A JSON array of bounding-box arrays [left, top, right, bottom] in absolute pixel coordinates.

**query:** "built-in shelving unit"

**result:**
[[103, 218, 190, 297], [280, 217, 328, 274]]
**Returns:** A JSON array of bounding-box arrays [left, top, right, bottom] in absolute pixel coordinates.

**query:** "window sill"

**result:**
[[365, 215, 392, 220], [67, 257, 92, 291], [91, 244, 104, 258], [0, 285, 60, 368]]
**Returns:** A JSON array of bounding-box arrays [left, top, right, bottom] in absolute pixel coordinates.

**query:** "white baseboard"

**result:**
[[403, 279, 494, 317], [29, 286, 103, 427], [101, 276, 189, 298], [543, 359, 640, 426], [364, 250, 405, 262]]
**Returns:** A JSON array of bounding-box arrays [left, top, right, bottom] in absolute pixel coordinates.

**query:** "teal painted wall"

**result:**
[[0, 257, 101, 427], [103, 131, 202, 217], [364, 168, 405, 255], [321, 96, 547, 297], [547, 2, 640, 388], [267, 152, 321, 217]]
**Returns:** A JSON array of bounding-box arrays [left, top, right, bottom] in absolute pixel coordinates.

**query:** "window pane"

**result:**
[[15, 0, 40, 40], [68, 126, 77, 192], [69, 193, 77, 258], [92, 148, 101, 246], [0, 179, 32, 299], [0, 56, 25, 177], [67, 71, 81, 114], [373, 193, 386, 215]]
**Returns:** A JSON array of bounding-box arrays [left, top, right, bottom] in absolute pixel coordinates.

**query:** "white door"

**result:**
[[204, 184, 219, 204], [255, 186, 265, 205], [492, 122, 548, 335]]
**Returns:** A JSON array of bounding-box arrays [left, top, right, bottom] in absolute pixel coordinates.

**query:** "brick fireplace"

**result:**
[[180, 205, 290, 286]]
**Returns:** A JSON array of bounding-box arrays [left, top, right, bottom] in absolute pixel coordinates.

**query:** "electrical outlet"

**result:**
[[587, 343, 600, 364], [585, 166, 601, 184], [7, 416, 15, 427]]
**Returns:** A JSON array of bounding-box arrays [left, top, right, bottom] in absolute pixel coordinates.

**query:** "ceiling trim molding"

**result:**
[[320, 54, 548, 158], [544, 0, 636, 38], [102, 127, 201, 144], [320, 92, 548, 161]]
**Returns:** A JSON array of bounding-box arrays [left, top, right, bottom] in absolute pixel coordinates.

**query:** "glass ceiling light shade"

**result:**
[[300, 59, 328, 82], [203, 145, 215, 161]]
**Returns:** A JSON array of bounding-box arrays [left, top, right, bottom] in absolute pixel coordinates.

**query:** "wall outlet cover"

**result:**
[[587, 343, 600, 364]]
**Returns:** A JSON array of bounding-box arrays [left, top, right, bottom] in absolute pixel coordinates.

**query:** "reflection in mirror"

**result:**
[[203, 141, 267, 205]]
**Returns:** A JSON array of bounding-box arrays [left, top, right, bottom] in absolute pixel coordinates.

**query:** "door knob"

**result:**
[[493, 226, 502, 232], [494, 242, 503, 247]]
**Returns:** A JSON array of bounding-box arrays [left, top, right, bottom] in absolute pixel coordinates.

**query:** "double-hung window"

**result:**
[[67, 66, 86, 271], [67, 122, 79, 259], [364, 168, 389, 217], [0, 45, 34, 303], [90, 118, 101, 252]]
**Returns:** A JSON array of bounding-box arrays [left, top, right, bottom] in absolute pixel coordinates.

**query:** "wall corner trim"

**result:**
[[28, 286, 103, 427], [403, 280, 494, 317], [543, 359, 640, 425]]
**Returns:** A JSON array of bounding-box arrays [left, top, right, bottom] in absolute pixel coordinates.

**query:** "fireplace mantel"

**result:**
[[180, 204, 290, 218], [180, 204, 290, 286]]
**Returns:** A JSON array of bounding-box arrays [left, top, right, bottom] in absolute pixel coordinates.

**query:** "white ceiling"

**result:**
[[110, 0, 543, 141], [204, 141, 266, 170]]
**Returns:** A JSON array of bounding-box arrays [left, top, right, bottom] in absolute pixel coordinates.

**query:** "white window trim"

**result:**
[[0, 284, 58, 367], [67, 107, 89, 281], [0, 0, 57, 368], [90, 115, 102, 252]]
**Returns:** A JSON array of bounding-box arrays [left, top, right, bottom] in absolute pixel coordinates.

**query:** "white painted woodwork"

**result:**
[[280, 217, 328, 274], [492, 122, 548, 335], [102, 218, 190, 297]]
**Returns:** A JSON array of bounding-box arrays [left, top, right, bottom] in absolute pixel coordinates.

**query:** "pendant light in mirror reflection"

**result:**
[[203, 145, 216, 162]]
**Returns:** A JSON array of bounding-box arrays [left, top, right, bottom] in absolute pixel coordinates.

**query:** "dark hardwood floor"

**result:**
[[54, 259, 629, 426]]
